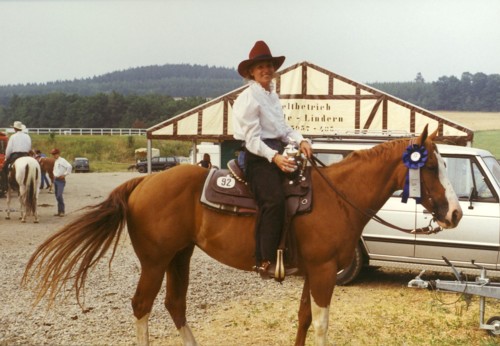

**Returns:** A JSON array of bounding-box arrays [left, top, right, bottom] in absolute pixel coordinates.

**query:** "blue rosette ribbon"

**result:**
[[401, 144, 428, 203]]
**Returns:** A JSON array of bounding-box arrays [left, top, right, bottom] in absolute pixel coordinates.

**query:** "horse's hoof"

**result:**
[[5, 217, 10, 220], [34, 220, 39, 224], [21, 220, 26, 223]]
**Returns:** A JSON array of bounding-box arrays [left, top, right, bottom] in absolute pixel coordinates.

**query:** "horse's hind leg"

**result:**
[[5, 190, 11, 220], [164, 245, 197, 346], [132, 261, 169, 346], [33, 189, 39, 223], [295, 277, 312, 346], [19, 193, 26, 223]]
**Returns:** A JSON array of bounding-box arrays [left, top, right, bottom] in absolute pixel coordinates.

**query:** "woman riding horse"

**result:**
[[22, 126, 462, 345]]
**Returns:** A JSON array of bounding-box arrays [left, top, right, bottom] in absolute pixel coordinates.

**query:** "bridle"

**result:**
[[307, 153, 444, 235]]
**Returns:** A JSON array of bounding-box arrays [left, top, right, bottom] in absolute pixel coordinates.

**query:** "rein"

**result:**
[[308, 155, 443, 235]]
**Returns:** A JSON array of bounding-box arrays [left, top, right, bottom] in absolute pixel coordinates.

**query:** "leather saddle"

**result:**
[[200, 159, 312, 215]]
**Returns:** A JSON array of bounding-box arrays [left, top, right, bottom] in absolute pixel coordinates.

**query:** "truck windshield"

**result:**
[[484, 156, 500, 187]]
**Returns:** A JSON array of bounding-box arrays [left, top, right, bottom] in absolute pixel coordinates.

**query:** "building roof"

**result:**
[[147, 61, 473, 145]]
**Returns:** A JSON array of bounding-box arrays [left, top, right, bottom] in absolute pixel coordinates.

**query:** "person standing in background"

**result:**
[[51, 148, 72, 217], [198, 153, 212, 169]]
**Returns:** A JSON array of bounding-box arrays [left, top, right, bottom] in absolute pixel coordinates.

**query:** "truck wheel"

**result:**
[[336, 244, 364, 286], [138, 166, 146, 173]]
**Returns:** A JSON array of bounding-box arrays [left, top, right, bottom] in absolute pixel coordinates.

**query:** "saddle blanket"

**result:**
[[200, 165, 313, 215]]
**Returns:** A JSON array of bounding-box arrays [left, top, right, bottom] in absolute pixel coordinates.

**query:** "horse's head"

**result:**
[[412, 125, 462, 229]]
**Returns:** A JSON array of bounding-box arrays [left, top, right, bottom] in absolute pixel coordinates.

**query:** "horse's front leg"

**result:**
[[304, 261, 338, 346], [164, 246, 197, 346], [48, 174, 54, 193]]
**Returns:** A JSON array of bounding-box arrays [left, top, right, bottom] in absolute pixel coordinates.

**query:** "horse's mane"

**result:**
[[340, 139, 407, 165]]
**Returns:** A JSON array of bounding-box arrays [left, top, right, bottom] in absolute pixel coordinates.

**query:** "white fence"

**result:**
[[24, 128, 147, 136]]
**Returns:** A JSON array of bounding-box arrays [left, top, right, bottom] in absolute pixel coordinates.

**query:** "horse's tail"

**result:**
[[22, 162, 39, 216], [21, 175, 146, 308]]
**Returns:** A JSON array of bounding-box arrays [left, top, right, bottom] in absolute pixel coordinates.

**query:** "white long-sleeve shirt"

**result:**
[[233, 81, 304, 162], [53, 157, 72, 178], [5, 131, 31, 159]]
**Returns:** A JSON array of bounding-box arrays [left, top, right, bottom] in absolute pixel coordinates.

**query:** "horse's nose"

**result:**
[[451, 208, 463, 228]]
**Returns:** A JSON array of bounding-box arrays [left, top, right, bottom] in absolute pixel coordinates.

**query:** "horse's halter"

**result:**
[[308, 147, 443, 235]]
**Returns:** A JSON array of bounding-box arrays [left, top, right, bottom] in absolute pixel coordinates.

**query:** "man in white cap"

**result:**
[[0, 121, 32, 194]]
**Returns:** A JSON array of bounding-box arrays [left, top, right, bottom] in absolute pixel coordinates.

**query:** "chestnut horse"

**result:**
[[36, 156, 55, 192], [6, 156, 41, 223], [22, 127, 462, 345]]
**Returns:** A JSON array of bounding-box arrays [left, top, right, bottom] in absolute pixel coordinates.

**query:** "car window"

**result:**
[[443, 156, 495, 201], [472, 162, 495, 200]]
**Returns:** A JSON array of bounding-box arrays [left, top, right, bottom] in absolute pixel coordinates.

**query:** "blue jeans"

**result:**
[[54, 179, 66, 214], [40, 171, 50, 189]]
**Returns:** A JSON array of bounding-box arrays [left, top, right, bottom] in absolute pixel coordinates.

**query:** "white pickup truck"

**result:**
[[313, 140, 500, 285]]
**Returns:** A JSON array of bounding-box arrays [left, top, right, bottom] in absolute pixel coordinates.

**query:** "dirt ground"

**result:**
[[0, 172, 307, 345], [1, 172, 499, 345]]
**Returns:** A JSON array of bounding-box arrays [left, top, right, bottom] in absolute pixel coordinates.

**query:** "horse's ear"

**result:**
[[415, 124, 429, 146], [428, 127, 438, 142]]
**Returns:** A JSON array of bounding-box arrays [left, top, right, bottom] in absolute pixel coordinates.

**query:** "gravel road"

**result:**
[[0, 172, 305, 346]]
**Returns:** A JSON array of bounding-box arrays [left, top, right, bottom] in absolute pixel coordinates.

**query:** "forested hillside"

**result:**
[[0, 64, 498, 129], [0, 64, 243, 105], [371, 72, 500, 111], [0, 93, 206, 128]]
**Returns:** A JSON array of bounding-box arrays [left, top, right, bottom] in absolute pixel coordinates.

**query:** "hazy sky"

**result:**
[[1, 0, 499, 86]]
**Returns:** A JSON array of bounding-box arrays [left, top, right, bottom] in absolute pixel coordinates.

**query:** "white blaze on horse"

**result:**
[[6, 156, 41, 223], [22, 126, 462, 345]]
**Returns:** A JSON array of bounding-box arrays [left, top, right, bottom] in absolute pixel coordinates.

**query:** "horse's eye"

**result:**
[[423, 163, 438, 172]]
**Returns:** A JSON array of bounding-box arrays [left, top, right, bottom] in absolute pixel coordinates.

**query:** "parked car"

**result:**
[[312, 140, 500, 285], [72, 157, 90, 173], [134, 156, 179, 173], [175, 156, 191, 165]]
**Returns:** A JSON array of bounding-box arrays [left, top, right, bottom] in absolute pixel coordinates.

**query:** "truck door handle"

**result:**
[[423, 210, 431, 214]]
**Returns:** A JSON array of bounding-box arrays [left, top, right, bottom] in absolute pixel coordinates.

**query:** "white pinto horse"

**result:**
[[6, 156, 41, 223]]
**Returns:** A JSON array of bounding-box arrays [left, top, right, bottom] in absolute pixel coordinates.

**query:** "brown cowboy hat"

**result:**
[[50, 148, 60, 155], [237, 41, 285, 78]]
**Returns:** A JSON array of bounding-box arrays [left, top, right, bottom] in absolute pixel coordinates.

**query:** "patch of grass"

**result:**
[[28, 121, 499, 174], [30, 134, 192, 172], [474, 130, 500, 158], [191, 269, 500, 345]]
